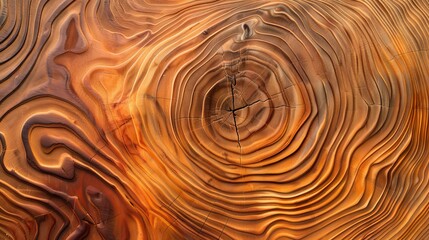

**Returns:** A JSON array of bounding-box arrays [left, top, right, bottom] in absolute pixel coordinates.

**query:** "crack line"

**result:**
[[228, 75, 241, 149]]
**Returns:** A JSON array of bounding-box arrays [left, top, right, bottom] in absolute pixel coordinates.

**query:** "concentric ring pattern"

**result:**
[[1, 0, 429, 239]]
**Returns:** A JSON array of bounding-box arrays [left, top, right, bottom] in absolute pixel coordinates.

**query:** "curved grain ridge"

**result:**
[[0, 0, 429, 239]]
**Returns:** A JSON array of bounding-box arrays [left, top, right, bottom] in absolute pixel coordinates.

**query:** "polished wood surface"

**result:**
[[1, 0, 429, 239]]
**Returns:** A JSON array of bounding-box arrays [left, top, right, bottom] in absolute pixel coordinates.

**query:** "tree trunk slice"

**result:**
[[0, 0, 428, 239]]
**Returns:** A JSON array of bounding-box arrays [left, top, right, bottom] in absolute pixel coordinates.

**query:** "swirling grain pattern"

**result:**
[[1, 0, 429, 239]]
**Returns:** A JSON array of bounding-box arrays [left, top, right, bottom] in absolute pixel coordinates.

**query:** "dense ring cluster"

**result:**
[[1, 0, 429, 239]]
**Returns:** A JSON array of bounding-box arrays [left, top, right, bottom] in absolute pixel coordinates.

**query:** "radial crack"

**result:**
[[228, 75, 241, 148], [230, 98, 271, 112]]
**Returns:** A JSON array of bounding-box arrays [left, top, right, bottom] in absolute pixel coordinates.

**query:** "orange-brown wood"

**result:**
[[1, 0, 429, 239]]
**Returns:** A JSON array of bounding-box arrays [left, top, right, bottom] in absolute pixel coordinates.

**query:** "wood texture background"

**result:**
[[1, 0, 429, 239]]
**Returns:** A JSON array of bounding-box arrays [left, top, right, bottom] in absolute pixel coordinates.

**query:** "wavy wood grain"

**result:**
[[1, 0, 429, 239]]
